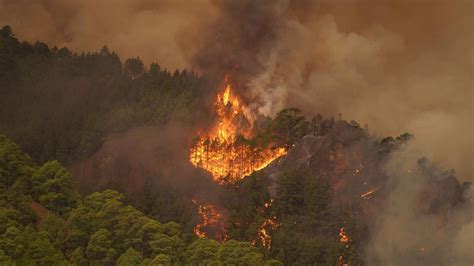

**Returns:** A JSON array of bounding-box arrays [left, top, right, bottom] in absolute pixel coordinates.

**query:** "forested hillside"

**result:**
[[0, 25, 214, 166], [1, 25, 472, 265], [0, 134, 281, 265]]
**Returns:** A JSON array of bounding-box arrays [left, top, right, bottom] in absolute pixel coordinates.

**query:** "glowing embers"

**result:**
[[189, 77, 286, 184], [193, 199, 226, 241], [339, 227, 350, 243], [257, 199, 279, 249], [338, 227, 350, 266], [361, 188, 378, 199], [257, 217, 279, 249]]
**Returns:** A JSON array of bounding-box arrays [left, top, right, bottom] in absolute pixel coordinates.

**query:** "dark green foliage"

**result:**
[[0, 135, 40, 230], [303, 178, 332, 229], [0, 26, 374, 265], [310, 113, 323, 136], [139, 176, 196, 231], [228, 167, 350, 265], [124, 57, 144, 79], [275, 170, 305, 216], [30, 161, 78, 215], [271, 226, 333, 265], [0, 250, 13, 266], [0, 135, 275, 265], [320, 117, 336, 136], [85, 228, 116, 265], [378, 132, 415, 155], [0, 191, 37, 232], [0, 135, 35, 189], [70, 247, 87, 266], [264, 259, 284, 266], [39, 214, 67, 251], [1, 25, 12, 38], [270, 170, 342, 264], [0, 26, 213, 166], [150, 254, 171, 265], [271, 108, 310, 149], [396, 132, 413, 142], [185, 238, 220, 264], [0, 207, 21, 234], [226, 173, 272, 243], [0, 226, 66, 265], [217, 240, 264, 265]]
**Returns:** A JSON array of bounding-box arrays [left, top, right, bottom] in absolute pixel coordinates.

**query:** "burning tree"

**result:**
[[189, 77, 286, 184], [192, 199, 227, 241]]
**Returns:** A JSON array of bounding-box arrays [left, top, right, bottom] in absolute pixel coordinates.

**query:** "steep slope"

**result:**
[[256, 120, 472, 264]]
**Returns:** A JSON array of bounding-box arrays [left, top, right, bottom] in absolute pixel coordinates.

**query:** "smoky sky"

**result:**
[[364, 145, 474, 265], [1, 0, 472, 180], [0, 0, 217, 69]]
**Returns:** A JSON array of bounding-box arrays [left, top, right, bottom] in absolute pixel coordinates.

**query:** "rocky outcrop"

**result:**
[[261, 120, 469, 233], [264, 121, 383, 200]]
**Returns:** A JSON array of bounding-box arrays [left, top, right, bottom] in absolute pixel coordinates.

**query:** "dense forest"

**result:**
[[1, 25, 472, 265], [0, 25, 358, 265], [0, 134, 283, 265], [0, 25, 214, 166]]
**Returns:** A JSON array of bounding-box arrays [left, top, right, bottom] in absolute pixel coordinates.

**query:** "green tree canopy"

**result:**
[[0, 135, 34, 189], [86, 228, 116, 264], [30, 160, 78, 214], [271, 108, 309, 149], [117, 248, 144, 266], [185, 238, 220, 265], [217, 240, 264, 265], [124, 57, 144, 79]]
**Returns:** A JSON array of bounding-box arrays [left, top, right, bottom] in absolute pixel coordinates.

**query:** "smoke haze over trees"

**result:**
[[0, 134, 275, 265], [0, 1, 473, 265], [1, 0, 471, 181]]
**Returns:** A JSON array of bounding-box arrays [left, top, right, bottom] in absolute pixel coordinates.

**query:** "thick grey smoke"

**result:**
[[2, 1, 472, 263], [71, 123, 222, 200], [190, 2, 474, 263], [2, 0, 471, 180], [189, 0, 474, 181], [190, 0, 286, 81], [0, 0, 217, 69], [365, 145, 473, 265]]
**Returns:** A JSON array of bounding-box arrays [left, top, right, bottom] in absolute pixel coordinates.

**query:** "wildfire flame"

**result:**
[[189, 76, 286, 184], [361, 188, 378, 199], [258, 216, 279, 249], [338, 227, 350, 265], [339, 227, 350, 243], [193, 199, 226, 241], [256, 199, 279, 249]]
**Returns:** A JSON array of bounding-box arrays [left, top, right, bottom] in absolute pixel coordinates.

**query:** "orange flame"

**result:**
[[255, 199, 279, 249], [193, 200, 226, 241], [361, 188, 378, 199], [258, 216, 279, 249], [339, 227, 350, 243], [222, 85, 231, 105], [189, 77, 286, 184]]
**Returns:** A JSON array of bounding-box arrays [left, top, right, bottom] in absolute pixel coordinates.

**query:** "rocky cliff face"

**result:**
[[262, 120, 472, 248], [264, 121, 382, 199]]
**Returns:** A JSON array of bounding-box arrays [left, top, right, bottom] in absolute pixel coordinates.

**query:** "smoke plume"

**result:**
[[2, 0, 471, 179], [365, 145, 473, 265], [2, 1, 472, 263], [188, 0, 473, 181], [0, 0, 217, 69], [71, 123, 225, 209]]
